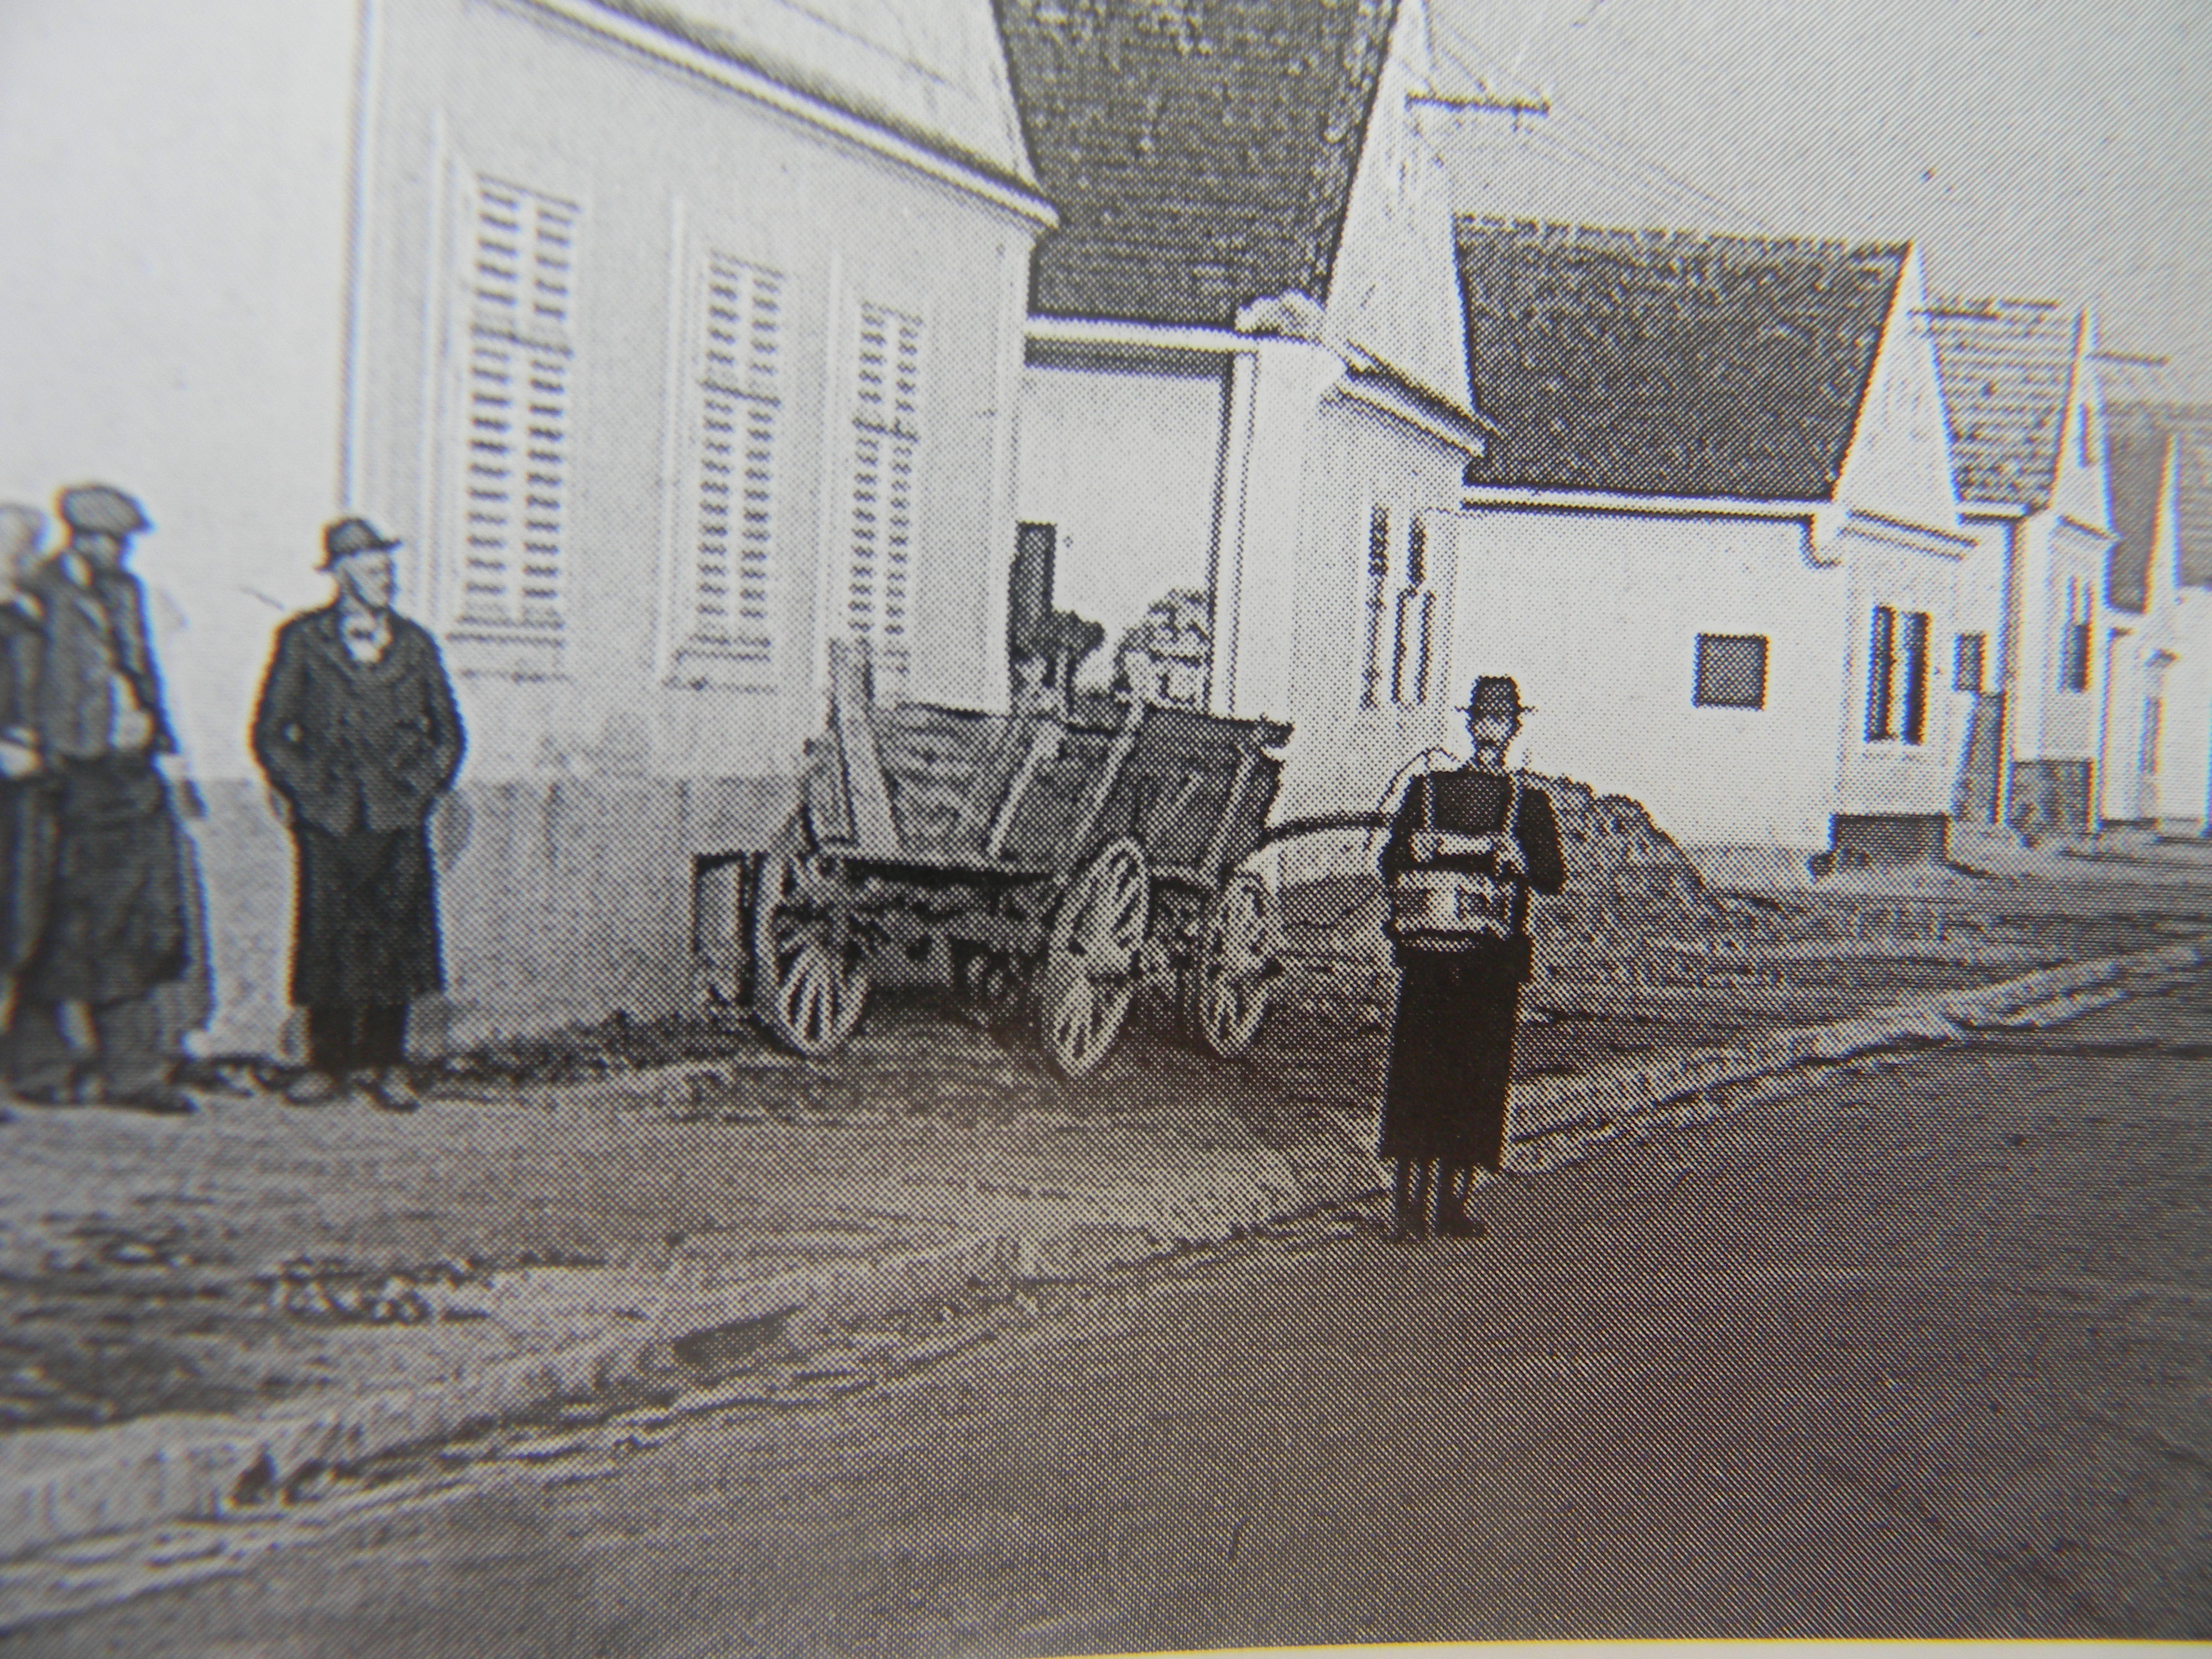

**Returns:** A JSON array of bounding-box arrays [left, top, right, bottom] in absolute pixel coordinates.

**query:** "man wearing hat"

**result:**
[[252, 518, 464, 1109], [9, 484, 197, 1113], [1375, 675, 1567, 1239]]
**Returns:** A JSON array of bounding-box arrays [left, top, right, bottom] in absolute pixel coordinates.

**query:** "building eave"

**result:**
[[520, 0, 1060, 229], [1458, 486, 1829, 520]]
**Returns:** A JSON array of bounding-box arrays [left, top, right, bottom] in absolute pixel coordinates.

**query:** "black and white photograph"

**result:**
[[0, 0, 2206, 1650]]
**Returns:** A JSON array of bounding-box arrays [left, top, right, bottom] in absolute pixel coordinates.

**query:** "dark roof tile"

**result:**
[[1927, 296, 2077, 509], [1455, 220, 1905, 500], [2106, 401, 2212, 609], [994, 0, 1399, 326]]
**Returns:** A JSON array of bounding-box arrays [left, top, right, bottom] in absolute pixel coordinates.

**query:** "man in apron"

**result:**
[[1377, 676, 1566, 1238]]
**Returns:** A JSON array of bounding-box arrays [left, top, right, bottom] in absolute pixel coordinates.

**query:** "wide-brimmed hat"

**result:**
[[58, 484, 150, 536], [1457, 675, 1534, 718], [321, 517, 402, 567]]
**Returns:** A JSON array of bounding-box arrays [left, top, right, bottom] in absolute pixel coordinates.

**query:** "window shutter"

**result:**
[[1899, 611, 1930, 744], [673, 254, 783, 683], [843, 303, 923, 695], [456, 178, 577, 639], [1866, 605, 1897, 739]]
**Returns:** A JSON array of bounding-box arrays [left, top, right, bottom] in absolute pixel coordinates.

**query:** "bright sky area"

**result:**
[[1427, 0, 2211, 403]]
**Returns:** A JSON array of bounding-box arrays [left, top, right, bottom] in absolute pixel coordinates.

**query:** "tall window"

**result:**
[[1693, 633, 1768, 709], [1392, 515, 1438, 707], [1360, 505, 1390, 708], [2058, 578, 2092, 693], [2141, 698, 2163, 776], [453, 176, 578, 640], [670, 252, 784, 686], [1953, 631, 1986, 693], [1866, 605, 1931, 743], [840, 302, 924, 696], [1361, 508, 1437, 709]]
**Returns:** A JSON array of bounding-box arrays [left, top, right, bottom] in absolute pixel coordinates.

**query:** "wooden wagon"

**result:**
[[746, 642, 1292, 1077]]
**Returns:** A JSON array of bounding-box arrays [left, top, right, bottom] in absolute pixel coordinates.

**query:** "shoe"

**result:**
[[359, 1069, 422, 1113], [106, 1083, 197, 1116], [283, 1070, 349, 1107]]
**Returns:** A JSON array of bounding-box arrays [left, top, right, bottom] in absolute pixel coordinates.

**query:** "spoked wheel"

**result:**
[[1037, 838, 1150, 1079], [750, 823, 869, 1057], [1185, 871, 1279, 1059]]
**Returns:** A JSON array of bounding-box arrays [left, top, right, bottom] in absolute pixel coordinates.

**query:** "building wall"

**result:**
[[1269, 396, 1466, 824], [2157, 585, 2212, 833], [1447, 508, 1846, 849], [5, 0, 1043, 1055], [1012, 353, 1228, 685], [1831, 527, 1966, 823]]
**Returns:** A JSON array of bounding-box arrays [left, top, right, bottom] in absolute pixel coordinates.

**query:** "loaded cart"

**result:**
[[743, 642, 1292, 1078]]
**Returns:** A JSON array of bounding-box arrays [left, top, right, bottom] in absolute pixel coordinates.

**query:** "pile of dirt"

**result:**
[[1531, 774, 1734, 965]]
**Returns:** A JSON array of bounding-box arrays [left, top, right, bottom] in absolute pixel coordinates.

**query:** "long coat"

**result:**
[[17, 560, 191, 1006], [252, 607, 464, 1008], [1375, 764, 1566, 1169], [0, 603, 53, 976], [252, 607, 465, 836]]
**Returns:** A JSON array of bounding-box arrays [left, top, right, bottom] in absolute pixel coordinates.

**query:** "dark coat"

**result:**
[[252, 607, 465, 834], [1375, 764, 1567, 1168], [0, 603, 54, 975], [26, 559, 175, 761]]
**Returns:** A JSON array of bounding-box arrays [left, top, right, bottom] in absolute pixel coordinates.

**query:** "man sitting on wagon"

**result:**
[[1376, 675, 1567, 1240]]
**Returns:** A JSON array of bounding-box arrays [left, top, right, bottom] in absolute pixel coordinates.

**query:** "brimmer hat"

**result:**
[[321, 517, 401, 567], [58, 484, 150, 536], [1458, 675, 1534, 717]]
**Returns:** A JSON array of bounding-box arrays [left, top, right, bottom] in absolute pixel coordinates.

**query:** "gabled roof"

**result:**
[[2107, 401, 2212, 609], [1926, 296, 2077, 510], [1454, 220, 1906, 500], [604, 0, 1038, 190], [993, 0, 1400, 327]]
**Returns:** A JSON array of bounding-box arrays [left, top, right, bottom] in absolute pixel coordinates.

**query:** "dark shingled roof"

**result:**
[[2107, 401, 2212, 611], [1455, 221, 1906, 500], [993, 0, 1399, 327], [1927, 296, 2078, 509]]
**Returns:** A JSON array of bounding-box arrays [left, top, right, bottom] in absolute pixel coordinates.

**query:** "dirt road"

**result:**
[[7, 970, 2209, 1653]]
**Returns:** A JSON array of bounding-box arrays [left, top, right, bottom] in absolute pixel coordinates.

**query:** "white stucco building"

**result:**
[[1929, 298, 2116, 838], [0, 0, 1053, 1052], [1444, 222, 1972, 865], [2099, 403, 2212, 834], [997, 0, 1491, 825]]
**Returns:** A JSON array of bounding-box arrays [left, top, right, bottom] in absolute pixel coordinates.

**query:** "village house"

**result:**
[[2099, 403, 2212, 834], [1446, 220, 1974, 869], [994, 0, 1491, 824], [0, 0, 1053, 1053], [1928, 298, 2116, 838]]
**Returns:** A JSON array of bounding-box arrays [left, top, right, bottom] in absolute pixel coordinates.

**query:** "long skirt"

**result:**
[[290, 822, 444, 1008], [1376, 940, 1529, 1171], [22, 757, 189, 1006]]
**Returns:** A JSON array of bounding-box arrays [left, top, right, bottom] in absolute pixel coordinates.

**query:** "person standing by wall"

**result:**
[[252, 519, 464, 1110], [10, 486, 199, 1114], [1376, 676, 1567, 1239], [0, 506, 54, 1034]]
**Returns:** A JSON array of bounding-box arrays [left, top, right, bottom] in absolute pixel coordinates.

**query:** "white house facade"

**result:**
[[1447, 223, 1971, 865], [997, 0, 1490, 831], [0, 0, 1053, 1053], [1929, 298, 2115, 839]]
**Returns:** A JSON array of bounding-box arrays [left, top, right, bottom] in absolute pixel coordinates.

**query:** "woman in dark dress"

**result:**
[[1378, 677, 1566, 1239]]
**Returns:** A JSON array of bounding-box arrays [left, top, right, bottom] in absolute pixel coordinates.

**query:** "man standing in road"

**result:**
[[252, 518, 464, 1110], [9, 486, 198, 1114], [1377, 675, 1566, 1239]]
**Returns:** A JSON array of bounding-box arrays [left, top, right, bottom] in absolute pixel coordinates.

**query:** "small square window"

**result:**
[[1694, 633, 1768, 709]]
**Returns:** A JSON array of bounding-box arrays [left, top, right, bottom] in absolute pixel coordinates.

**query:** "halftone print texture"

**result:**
[[1, 0, 2208, 1652]]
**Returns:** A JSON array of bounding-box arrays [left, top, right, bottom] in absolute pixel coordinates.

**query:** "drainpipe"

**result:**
[[1206, 348, 1259, 717]]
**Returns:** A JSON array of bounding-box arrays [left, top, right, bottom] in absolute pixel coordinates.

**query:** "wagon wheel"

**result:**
[[1185, 871, 1279, 1060], [1037, 839, 1150, 1079], [750, 823, 869, 1058]]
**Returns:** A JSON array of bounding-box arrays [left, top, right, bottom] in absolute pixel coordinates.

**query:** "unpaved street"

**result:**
[[8, 971, 2210, 1653]]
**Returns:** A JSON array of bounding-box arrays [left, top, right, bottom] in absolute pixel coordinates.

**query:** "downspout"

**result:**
[[1992, 518, 2025, 830], [1207, 349, 1259, 716]]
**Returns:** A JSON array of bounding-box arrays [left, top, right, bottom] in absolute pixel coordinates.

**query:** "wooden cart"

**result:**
[[747, 643, 1291, 1078]]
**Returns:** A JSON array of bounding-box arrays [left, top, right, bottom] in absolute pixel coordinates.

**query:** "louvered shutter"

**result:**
[[672, 254, 783, 683], [455, 177, 577, 639], [842, 304, 923, 696]]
